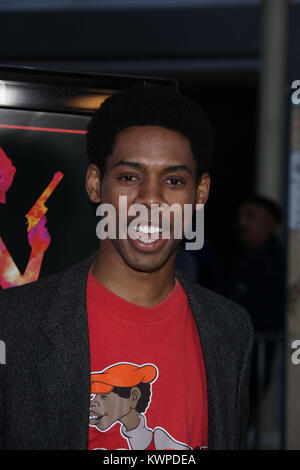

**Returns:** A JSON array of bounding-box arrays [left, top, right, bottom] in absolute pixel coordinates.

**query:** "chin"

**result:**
[[128, 260, 166, 273], [125, 250, 176, 274], [113, 239, 179, 273], [98, 421, 110, 431]]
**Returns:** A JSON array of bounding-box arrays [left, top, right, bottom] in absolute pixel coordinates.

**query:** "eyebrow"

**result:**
[[112, 160, 193, 176], [112, 160, 142, 169], [163, 165, 193, 176]]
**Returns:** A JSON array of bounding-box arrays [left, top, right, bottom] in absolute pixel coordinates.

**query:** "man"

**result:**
[[225, 196, 284, 425], [226, 195, 284, 333], [0, 85, 253, 450]]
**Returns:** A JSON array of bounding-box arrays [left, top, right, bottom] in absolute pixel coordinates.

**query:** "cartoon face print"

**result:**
[[89, 363, 156, 432], [90, 386, 141, 431]]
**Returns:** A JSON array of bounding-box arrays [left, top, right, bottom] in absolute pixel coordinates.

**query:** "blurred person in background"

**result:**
[[225, 195, 284, 426], [226, 195, 284, 333]]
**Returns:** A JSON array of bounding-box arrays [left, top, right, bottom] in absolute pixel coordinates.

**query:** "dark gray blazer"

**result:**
[[0, 251, 253, 450]]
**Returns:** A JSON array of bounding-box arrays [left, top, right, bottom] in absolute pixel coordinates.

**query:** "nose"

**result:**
[[91, 399, 100, 409], [135, 177, 167, 210]]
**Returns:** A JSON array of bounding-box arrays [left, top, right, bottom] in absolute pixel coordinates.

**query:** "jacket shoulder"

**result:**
[[195, 281, 252, 335], [0, 251, 96, 333], [0, 270, 63, 331], [177, 272, 253, 354]]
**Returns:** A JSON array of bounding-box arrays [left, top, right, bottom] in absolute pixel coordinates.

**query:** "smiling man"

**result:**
[[87, 123, 206, 303], [0, 85, 253, 450]]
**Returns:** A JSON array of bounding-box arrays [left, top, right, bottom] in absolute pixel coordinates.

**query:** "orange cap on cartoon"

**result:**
[[91, 363, 157, 395]]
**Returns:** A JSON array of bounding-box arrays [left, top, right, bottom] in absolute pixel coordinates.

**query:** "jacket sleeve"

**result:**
[[0, 295, 9, 450], [0, 364, 5, 450], [239, 313, 254, 449]]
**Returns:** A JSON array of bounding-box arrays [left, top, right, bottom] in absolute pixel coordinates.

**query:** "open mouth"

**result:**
[[90, 413, 104, 421], [128, 223, 168, 244]]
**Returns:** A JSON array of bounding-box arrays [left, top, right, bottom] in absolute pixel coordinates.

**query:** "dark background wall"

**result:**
[[0, 2, 265, 273]]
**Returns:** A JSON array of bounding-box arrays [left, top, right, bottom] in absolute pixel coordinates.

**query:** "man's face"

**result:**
[[87, 125, 209, 273], [237, 202, 276, 248], [89, 391, 132, 431]]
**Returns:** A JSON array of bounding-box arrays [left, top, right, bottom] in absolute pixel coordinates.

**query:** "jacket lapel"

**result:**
[[36, 252, 96, 449], [176, 271, 240, 450]]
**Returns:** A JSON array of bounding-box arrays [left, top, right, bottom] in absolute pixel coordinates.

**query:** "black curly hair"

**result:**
[[87, 85, 214, 182], [112, 382, 151, 414]]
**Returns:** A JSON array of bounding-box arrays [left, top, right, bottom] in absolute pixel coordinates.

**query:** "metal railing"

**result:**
[[248, 332, 285, 449]]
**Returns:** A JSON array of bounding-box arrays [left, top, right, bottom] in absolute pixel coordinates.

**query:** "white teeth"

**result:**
[[140, 225, 158, 234], [138, 233, 159, 244], [131, 224, 163, 234], [137, 233, 159, 244], [139, 237, 158, 244], [128, 223, 164, 244]]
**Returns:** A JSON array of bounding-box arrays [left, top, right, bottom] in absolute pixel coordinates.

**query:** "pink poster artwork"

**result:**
[[0, 147, 63, 288]]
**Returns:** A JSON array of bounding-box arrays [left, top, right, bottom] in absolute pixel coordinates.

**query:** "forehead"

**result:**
[[107, 125, 195, 169]]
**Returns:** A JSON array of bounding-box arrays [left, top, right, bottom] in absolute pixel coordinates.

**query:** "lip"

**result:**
[[90, 413, 104, 421], [127, 231, 169, 253]]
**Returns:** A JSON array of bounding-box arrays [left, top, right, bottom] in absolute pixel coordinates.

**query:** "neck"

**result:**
[[91, 242, 176, 307], [120, 409, 140, 431]]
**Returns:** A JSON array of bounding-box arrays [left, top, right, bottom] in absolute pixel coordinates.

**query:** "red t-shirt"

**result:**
[[87, 270, 208, 450]]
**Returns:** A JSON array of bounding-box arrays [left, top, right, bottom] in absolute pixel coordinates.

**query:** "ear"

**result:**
[[130, 387, 142, 409], [196, 172, 210, 205], [86, 163, 101, 203]]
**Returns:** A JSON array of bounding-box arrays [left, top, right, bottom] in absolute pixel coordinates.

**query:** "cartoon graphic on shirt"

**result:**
[[89, 362, 192, 450]]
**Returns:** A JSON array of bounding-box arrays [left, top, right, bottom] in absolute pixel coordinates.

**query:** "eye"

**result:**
[[118, 174, 139, 183], [165, 177, 184, 186]]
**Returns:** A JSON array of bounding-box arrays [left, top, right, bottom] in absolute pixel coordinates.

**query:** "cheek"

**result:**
[[107, 398, 130, 420], [119, 399, 132, 415], [167, 185, 196, 202], [101, 182, 138, 206], [102, 401, 116, 418], [100, 178, 117, 202]]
